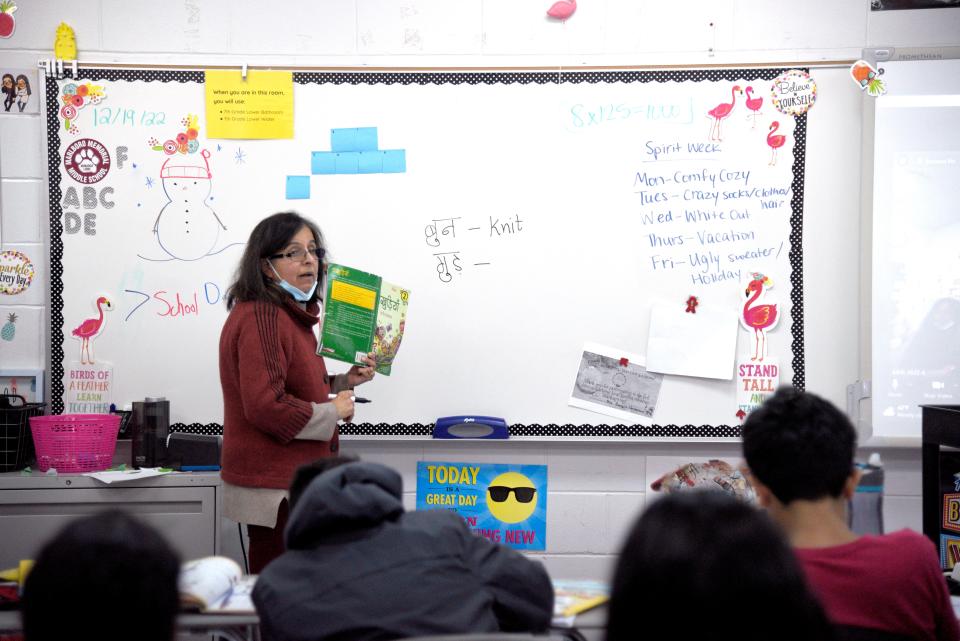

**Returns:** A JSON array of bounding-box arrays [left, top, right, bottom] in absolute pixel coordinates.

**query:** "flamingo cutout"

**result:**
[[71, 296, 113, 364], [742, 274, 778, 361], [744, 86, 763, 128], [707, 85, 742, 141], [546, 0, 577, 20], [767, 121, 786, 166]]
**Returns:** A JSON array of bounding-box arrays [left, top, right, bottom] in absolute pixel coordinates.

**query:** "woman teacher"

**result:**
[[219, 211, 375, 573]]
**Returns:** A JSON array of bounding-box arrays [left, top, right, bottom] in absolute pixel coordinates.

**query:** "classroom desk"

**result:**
[[0, 610, 260, 641], [0, 471, 222, 567], [0, 608, 599, 641]]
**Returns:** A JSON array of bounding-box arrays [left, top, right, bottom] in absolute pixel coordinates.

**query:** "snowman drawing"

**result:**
[[152, 149, 227, 261]]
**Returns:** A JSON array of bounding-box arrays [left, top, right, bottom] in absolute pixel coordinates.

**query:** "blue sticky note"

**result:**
[[355, 127, 379, 151], [311, 152, 336, 175], [382, 150, 406, 173], [331, 128, 357, 152], [286, 176, 310, 199], [335, 152, 360, 174], [358, 151, 384, 174]]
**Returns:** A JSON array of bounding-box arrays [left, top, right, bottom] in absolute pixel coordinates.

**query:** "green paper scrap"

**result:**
[[319, 264, 410, 376], [20, 466, 32, 475]]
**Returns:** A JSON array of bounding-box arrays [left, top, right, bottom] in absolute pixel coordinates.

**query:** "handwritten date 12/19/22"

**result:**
[[92, 107, 166, 127]]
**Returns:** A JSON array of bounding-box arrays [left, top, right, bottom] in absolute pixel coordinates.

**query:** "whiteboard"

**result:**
[[869, 57, 960, 439], [45, 67, 807, 437]]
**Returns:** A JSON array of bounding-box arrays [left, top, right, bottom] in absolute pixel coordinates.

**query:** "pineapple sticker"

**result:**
[[54, 21, 76, 59], [1, 313, 16, 341]]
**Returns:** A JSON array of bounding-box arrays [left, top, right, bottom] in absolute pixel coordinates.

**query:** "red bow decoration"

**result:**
[[685, 296, 699, 313]]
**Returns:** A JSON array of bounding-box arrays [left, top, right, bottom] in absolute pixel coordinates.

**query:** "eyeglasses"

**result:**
[[487, 486, 537, 503], [269, 247, 325, 262]]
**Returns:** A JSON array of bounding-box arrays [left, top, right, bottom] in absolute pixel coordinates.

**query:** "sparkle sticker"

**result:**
[[0, 250, 35, 295]]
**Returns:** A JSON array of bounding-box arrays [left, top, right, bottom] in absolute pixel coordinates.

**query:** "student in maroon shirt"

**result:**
[[219, 212, 376, 573], [742, 387, 959, 641]]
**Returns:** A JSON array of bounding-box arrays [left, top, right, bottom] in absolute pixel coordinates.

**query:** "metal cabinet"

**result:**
[[0, 471, 221, 566]]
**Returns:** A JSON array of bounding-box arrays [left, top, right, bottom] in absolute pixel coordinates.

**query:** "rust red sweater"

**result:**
[[219, 298, 337, 489]]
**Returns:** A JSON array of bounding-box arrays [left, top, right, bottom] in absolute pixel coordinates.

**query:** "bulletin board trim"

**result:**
[[45, 65, 807, 439]]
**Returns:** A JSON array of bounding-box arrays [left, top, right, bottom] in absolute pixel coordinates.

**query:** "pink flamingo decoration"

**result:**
[[742, 274, 778, 362], [546, 0, 577, 20], [767, 121, 786, 166], [71, 296, 113, 364], [707, 85, 742, 142], [744, 86, 763, 128]]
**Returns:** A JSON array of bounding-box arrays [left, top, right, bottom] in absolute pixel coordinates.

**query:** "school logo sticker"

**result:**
[[63, 138, 111, 184], [943, 493, 960, 533]]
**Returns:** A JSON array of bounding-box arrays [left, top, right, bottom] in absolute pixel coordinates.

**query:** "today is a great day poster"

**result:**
[[416, 462, 547, 551]]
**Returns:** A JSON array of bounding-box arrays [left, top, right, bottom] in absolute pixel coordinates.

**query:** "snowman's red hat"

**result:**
[[161, 148, 212, 179]]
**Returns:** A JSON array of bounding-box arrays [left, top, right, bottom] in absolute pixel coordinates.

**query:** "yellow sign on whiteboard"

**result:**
[[205, 70, 294, 139]]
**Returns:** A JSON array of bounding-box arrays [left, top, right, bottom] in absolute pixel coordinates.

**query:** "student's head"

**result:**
[[289, 455, 359, 509], [606, 492, 833, 641], [22, 510, 181, 641], [225, 211, 326, 309], [742, 386, 858, 507]]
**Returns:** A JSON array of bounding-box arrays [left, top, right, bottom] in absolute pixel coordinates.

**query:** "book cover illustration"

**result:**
[[319, 264, 409, 376]]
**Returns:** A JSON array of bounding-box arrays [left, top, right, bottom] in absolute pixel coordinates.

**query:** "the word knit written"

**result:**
[[635, 138, 791, 287], [422, 214, 526, 284]]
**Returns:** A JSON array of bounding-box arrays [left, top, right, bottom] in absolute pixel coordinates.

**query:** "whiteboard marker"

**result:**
[[328, 394, 372, 403]]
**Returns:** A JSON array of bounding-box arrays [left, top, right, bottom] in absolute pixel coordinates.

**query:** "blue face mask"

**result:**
[[268, 262, 317, 302]]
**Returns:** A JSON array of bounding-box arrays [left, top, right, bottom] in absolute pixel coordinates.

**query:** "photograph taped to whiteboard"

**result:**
[[568, 343, 664, 423]]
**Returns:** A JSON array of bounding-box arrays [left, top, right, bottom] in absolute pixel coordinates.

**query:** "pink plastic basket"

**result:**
[[29, 414, 121, 473]]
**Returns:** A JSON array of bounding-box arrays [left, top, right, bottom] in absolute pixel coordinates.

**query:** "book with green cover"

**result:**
[[319, 264, 409, 376]]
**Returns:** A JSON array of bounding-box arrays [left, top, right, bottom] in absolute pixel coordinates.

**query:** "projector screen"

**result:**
[[871, 58, 960, 438]]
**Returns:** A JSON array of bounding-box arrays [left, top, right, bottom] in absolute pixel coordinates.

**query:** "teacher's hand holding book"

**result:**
[[345, 352, 377, 387]]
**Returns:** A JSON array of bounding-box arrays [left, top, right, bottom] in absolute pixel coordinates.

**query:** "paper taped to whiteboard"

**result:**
[[645, 303, 738, 380]]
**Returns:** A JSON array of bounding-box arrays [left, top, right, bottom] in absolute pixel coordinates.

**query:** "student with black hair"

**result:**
[[21, 510, 181, 641], [606, 491, 835, 641], [253, 457, 554, 641], [742, 387, 959, 641]]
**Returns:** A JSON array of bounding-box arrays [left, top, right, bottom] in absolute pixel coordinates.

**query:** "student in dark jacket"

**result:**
[[252, 458, 555, 641]]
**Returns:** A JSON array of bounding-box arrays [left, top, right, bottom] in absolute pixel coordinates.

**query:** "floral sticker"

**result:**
[[59, 81, 105, 134], [0, 250, 36, 295], [149, 114, 201, 155]]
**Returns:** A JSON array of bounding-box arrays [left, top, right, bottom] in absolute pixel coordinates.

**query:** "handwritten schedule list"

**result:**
[[634, 139, 792, 287]]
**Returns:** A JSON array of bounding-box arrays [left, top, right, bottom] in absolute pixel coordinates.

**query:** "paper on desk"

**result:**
[[645, 303, 739, 380], [83, 468, 173, 484]]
